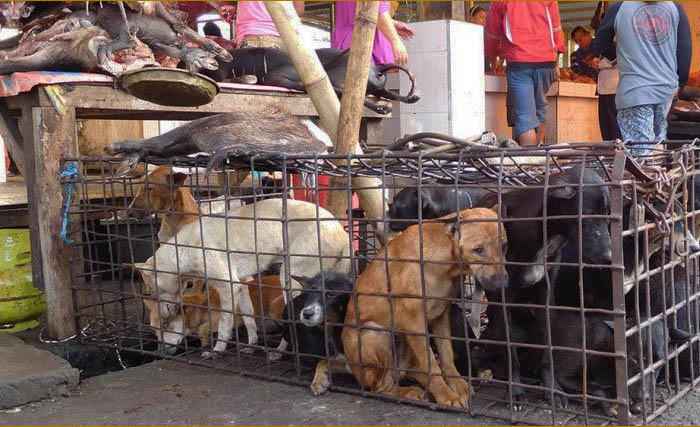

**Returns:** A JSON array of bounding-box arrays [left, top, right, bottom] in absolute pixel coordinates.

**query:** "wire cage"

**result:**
[[60, 140, 700, 425]]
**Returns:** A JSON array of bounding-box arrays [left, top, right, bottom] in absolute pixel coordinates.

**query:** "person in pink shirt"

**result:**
[[331, 1, 413, 66], [236, 1, 305, 51]]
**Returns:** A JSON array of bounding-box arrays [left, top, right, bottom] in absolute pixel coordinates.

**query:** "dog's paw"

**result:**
[[240, 346, 256, 355], [506, 386, 526, 412], [400, 386, 425, 401], [477, 368, 493, 386], [447, 378, 472, 404], [310, 377, 330, 396], [200, 350, 222, 359], [553, 393, 568, 409], [433, 382, 468, 409], [267, 351, 282, 362]]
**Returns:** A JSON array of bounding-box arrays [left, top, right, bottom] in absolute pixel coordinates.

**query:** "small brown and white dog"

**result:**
[[126, 165, 200, 242], [142, 275, 286, 354], [135, 197, 352, 357], [341, 206, 508, 408]]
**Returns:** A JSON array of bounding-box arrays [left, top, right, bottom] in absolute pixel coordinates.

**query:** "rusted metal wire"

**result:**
[[61, 142, 700, 425]]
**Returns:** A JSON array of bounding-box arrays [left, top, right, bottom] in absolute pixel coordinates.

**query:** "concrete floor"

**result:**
[[1, 358, 699, 426]]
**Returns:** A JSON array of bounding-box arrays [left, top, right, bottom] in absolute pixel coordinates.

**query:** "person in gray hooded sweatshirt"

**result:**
[[592, 1, 691, 156]]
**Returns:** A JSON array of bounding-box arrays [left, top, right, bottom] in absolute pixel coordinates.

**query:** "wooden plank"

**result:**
[[0, 101, 26, 176], [5, 85, 389, 120], [418, 1, 467, 21], [21, 105, 80, 340]]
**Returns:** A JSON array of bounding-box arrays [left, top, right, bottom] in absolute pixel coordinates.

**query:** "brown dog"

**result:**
[[341, 206, 508, 408], [143, 275, 285, 354], [127, 165, 200, 242]]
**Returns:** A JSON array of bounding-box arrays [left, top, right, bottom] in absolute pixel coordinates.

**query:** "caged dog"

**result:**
[[142, 275, 286, 355], [342, 206, 508, 408], [387, 186, 488, 233], [472, 166, 612, 408], [280, 272, 354, 395], [134, 198, 351, 357]]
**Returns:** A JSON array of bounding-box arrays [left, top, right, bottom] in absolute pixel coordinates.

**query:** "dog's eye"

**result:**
[[473, 247, 484, 256]]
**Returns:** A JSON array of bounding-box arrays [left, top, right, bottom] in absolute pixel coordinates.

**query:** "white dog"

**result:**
[[135, 198, 351, 356]]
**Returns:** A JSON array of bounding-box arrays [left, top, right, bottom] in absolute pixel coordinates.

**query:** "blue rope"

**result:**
[[59, 162, 81, 245]]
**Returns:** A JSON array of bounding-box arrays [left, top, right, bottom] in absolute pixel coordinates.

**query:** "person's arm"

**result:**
[[393, 19, 414, 41], [674, 2, 691, 88], [377, 7, 408, 65], [591, 1, 621, 60], [484, 2, 503, 58], [293, 1, 304, 16], [548, 2, 566, 54]]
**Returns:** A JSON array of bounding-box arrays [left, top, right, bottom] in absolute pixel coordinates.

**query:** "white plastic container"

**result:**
[[0, 136, 7, 183], [399, 20, 486, 138]]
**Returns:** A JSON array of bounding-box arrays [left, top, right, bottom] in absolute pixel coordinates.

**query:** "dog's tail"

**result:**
[[374, 63, 420, 104]]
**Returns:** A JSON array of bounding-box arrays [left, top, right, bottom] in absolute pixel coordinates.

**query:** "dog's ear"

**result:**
[[603, 320, 615, 331], [169, 172, 187, 187], [549, 186, 576, 200], [490, 203, 507, 219], [142, 297, 156, 311], [290, 275, 310, 288], [670, 327, 691, 344]]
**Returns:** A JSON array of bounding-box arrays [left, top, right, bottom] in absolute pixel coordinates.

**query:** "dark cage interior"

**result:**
[[61, 142, 700, 425]]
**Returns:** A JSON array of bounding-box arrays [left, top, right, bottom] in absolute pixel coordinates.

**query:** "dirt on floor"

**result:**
[[0, 358, 698, 426]]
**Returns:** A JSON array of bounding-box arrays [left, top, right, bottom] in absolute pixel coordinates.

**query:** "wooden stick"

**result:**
[[325, 1, 381, 218], [265, 1, 389, 243]]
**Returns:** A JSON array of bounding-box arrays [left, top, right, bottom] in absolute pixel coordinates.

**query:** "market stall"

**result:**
[[485, 74, 601, 143]]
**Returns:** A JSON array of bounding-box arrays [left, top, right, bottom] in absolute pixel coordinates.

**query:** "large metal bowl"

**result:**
[[118, 67, 220, 107]]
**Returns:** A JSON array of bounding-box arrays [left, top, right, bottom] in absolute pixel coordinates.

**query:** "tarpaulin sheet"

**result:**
[[0, 72, 113, 98], [0, 71, 302, 98]]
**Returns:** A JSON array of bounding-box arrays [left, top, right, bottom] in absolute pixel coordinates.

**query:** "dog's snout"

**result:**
[[600, 248, 612, 264], [483, 272, 509, 290], [302, 307, 315, 320]]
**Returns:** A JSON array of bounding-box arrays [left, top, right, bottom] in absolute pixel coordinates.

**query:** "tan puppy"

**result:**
[[127, 165, 200, 242], [342, 206, 508, 408], [143, 275, 285, 354]]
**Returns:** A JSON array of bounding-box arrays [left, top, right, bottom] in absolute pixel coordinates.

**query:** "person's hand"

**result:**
[[219, 5, 236, 23], [392, 40, 409, 66], [555, 67, 561, 81], [393, 20, 414, 41], [488, 56, 502, 74]]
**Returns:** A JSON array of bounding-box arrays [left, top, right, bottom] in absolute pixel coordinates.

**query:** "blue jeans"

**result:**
[[506, 67, 557, 136]]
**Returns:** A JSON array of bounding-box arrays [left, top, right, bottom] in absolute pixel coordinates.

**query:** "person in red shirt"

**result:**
[[484, 2, 566, 146]]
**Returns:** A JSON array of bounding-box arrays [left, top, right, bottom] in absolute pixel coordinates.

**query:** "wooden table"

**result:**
[[485, 75, 602, 143], [0, 83, 387, 339]]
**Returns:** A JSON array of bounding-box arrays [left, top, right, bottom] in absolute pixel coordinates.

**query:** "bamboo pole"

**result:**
[[324, 1, 381, 219], [265, 1, 389, 242]]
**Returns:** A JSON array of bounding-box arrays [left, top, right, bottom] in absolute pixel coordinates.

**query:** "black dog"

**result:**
[[281, 272, 353, 395], [473, 166, 612, 408], [548, 311, 668, 416], [387, 186, 488, 233], [199, 47, 419, 115]]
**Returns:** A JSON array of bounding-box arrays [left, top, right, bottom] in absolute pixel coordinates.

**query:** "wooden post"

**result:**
[[265, 1, 389, 242], [20, 103, 80, 340], [325, 1, 380, 218], [0, 102, 26, 177]]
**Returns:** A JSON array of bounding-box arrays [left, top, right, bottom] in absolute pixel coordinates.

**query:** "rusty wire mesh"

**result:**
[[61, 140, 700, 425]]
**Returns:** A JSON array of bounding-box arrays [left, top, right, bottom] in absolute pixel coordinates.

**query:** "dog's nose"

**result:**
[[689, 238, 700, 254], [488, 273, 509, 290], [302, 307, 315, 320], [600, 248, 613, 264]]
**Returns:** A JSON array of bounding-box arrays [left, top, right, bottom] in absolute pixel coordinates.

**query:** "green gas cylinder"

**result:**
[[0, 229, 46, 333]]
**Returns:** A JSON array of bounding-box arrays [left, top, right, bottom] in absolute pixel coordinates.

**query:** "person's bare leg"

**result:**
[[536, 122, 546, 144], [517, 129, 538, 147]]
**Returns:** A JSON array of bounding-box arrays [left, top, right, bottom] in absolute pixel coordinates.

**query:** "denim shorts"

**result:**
[[506, 67, 557, 136]]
